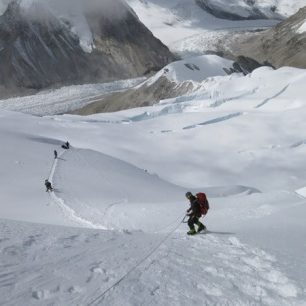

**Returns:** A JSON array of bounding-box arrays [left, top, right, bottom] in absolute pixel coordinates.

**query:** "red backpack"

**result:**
[[196, 192, 209, 216]]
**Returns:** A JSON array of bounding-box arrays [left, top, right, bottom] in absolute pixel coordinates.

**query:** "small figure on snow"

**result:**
[[54, 150, 58, 159], [185, 191, 207, 235], [45, 179, 53, 192], [61, 141, 70, 149]]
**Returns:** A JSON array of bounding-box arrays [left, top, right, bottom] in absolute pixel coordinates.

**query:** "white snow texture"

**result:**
[[1, 1, 306, 306]]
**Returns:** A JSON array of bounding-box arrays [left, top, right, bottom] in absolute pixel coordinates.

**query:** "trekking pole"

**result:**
[[182, 215, 188, 223]]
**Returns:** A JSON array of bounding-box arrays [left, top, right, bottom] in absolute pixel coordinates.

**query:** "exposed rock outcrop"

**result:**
[[224, 56, 274, 75], [227, 6, 306, 69]]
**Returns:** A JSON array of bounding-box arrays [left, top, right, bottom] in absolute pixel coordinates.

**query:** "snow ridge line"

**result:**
[[47, 148, 106, 229], [87, 215, 186, 306]]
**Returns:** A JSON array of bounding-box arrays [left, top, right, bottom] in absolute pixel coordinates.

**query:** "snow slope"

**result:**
[[1, 65, 306, 304], [145, 54, 233, 85], [1, 214, 304, 305]]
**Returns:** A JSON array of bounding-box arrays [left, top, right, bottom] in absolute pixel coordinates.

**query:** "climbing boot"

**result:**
[[187, 229, 196, 235], [197, 223, 206, 233]]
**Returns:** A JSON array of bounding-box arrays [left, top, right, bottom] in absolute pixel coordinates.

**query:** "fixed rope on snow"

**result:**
[[87, 214, 186, 306], [45, 145, 187, 305]]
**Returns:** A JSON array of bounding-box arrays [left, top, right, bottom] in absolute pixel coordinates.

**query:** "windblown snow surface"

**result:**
[[1, 64, 306, 305]]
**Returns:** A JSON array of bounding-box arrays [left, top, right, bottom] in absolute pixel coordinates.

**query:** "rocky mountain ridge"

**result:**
[[226, 5, 306, 69]]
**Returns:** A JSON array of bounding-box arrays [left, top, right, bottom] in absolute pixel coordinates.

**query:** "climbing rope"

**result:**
[[87, 214, 186, 306], [46, 146, 187, 305]]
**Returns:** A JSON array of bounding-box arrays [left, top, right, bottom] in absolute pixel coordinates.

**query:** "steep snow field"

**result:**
[[1, 64, 306, 305]]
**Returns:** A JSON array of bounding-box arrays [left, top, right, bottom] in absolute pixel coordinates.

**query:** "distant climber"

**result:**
[[61, 141, 70, 149], [54, 150, 58, 159], [45, 179, 53, 192], [185, 191, 207, 235]]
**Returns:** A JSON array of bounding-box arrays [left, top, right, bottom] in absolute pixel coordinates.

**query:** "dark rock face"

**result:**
[[0, 0, 175, 93], [223, 56, 275, 75], [0, 2, 90, 89], [88, 2, 175, 78], [228, 6, 306, 69]]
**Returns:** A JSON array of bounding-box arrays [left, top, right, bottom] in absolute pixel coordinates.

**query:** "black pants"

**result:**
[[188, 215, 203, 230]]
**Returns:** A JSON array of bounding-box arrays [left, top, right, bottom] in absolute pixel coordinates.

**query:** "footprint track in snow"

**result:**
[[109, 233, 302, 306], [87, 262, 114, 284]]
